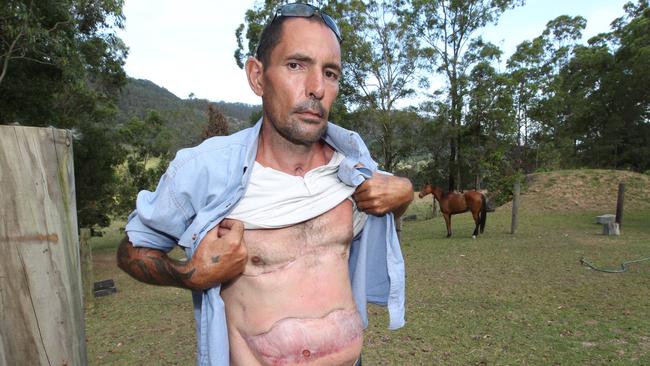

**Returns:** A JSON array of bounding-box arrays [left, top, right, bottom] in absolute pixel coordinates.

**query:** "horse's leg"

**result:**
[[471, 209, 480, 238], [443, 213, 452, 237]]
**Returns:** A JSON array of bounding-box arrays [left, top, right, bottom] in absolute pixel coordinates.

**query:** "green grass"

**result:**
[[85, 207, 650, 365], [362, 208, 650, 365]]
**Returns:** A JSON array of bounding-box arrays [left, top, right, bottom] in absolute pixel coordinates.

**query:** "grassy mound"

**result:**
[[503, 169, 650, 213]]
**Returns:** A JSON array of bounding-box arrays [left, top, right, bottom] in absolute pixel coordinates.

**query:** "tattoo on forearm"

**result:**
[[147, 254, 195, 284], [117, 237, 194, 288], [211, 255, 220, 263]]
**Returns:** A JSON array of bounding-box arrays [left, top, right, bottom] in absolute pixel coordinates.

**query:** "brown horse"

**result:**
[[419, 183, 487, 238]]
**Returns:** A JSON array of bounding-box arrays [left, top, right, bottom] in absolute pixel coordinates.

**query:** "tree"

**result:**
[[465, 43, 516, 189], [332, 0, 426, 171], [114, 112, 173, 217], [0, 0, 128, 229], [202, 103, 229, 139], [505, 14, 586, 171], [558, 1, 650, 171], [410, 0, 524, 190]]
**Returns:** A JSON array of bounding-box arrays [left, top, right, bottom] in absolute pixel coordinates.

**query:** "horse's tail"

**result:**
[[480, 194, 487, 233]]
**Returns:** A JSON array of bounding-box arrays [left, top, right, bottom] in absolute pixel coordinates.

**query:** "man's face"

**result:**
[[260, 18, 341, 146]]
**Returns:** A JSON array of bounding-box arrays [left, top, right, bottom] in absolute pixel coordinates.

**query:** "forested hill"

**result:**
[[117, 78, 261, 149]]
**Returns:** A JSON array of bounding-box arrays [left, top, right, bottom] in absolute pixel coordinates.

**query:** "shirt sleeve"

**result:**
[[125, 162, 193, 252]]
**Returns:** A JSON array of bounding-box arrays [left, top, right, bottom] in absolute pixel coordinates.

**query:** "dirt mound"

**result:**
[[499, 169, 650, 213]]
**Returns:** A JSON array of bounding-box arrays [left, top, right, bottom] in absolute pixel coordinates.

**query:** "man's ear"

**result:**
[[245, 57, 264, 97]]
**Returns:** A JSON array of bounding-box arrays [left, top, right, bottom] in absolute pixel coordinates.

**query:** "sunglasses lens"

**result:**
[[321, 13, 342, 42], [279, 3, 315, 17], [276, 3, 342, 42]]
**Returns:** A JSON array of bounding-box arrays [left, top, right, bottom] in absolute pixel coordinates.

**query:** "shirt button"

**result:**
[[192, 233, 197, 241]]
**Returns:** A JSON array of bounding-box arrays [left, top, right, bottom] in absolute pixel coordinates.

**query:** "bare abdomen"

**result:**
[[222, 201, 360, 365], [245, 309, 363, 365]]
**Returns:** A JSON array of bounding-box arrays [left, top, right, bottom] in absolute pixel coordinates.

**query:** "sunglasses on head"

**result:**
[[273, 3, 343, 43]]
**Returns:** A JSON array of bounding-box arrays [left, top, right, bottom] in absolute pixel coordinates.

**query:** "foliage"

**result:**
[[464, 43, 516, 191], [557, 1, 650, 171], [410, 0, 525, 190], [334, 0, 426, 171], [117, 78, 260, 150], [113, 112, 172, 217], [0, 0, 127, 229], [202, 104, 229, 140]]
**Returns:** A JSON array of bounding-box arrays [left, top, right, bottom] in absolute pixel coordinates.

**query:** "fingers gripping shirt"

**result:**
[[227, 151, 368, 236]]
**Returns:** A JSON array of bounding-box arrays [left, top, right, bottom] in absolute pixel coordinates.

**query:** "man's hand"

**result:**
[[187, 219, 247, 289], [117, 219, 247, 291], [353, 172, 414, 216]]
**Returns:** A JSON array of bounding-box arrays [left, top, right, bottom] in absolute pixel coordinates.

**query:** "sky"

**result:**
[[117, 0, 631, 106]]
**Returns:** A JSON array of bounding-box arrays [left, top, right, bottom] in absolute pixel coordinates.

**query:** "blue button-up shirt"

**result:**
[[126, 119, 405, 365]]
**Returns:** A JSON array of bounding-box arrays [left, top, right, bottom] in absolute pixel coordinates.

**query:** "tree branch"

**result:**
[[0, 30, 23, 86]]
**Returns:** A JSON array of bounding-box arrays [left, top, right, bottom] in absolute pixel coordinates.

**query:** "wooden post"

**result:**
[[432, 198, 438, 218], [79, 228, 94, 309], [511, 180, 520, 234], [615, 183, 625, 229], [0, 126, 87, 365]]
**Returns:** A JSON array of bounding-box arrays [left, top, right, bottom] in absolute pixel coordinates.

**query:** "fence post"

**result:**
[[0, 125, 87, 365], [80, 228, 94, 309], [511, 180, 521, 234], [432, 198, 438, 218], [615, 183, 625, 229]]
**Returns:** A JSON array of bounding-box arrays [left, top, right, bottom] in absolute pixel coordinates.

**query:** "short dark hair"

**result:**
[[255, 16, 289, 68], [255, 13, 334, 68]]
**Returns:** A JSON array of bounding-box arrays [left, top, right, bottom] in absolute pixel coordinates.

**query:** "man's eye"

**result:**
[[288, 62, 299, 70], [326, 71, 339, 80]]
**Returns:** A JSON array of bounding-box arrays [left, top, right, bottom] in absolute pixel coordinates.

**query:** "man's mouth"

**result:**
[[298, 110, 322, 118], [295, 110, 324, 122], [292, 99, 326, 120]]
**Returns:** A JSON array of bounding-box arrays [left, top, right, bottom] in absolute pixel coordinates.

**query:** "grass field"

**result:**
[[85, 172, 650, 365]]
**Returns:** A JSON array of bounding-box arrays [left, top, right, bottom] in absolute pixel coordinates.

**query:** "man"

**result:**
[[117, 3, 412, 365]]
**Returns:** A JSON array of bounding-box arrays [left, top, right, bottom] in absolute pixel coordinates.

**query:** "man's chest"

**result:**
[[241, 200, 353, 275]]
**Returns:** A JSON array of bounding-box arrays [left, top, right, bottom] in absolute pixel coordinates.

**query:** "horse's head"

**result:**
[[418, 183, 433, 198]]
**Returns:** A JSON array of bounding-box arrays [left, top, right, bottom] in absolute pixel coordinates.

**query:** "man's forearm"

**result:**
[[116, 236, 196, 290]]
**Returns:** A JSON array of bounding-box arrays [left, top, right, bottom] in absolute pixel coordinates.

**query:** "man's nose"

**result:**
[[305, 69, 325, 100]]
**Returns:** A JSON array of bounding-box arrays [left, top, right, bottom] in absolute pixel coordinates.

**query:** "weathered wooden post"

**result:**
[[0, 126, 87, 365], [511, 180, 521, 234], [80, 228, 94, 309], [615, 183, 625, 229]]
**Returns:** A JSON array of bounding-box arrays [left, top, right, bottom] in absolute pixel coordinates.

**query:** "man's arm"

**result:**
[[352, 173, 413, 217], [117, 219, 247, 291]]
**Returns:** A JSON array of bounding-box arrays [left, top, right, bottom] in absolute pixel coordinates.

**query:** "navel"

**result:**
[[251, 255, 264, 265]]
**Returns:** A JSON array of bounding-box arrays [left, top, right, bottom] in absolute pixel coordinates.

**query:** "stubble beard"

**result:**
[[268, 99, 329, 147]]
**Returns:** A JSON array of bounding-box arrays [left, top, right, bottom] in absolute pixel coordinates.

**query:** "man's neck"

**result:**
[[256, 121, 333, 177]]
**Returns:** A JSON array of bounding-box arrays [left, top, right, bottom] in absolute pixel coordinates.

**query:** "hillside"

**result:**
[[500, 169, 650, 213], [117, 78, 261, 150]]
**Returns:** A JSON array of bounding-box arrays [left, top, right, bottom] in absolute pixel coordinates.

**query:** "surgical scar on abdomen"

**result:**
[[245, 309, 363, 365]]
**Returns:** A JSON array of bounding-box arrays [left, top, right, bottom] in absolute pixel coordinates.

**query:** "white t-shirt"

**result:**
[[227, 151, 367, 236]]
